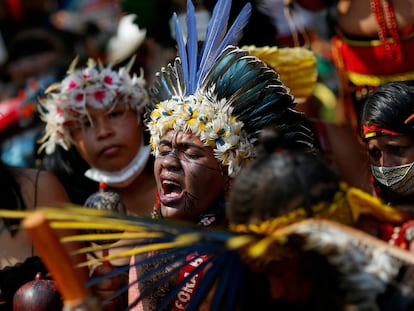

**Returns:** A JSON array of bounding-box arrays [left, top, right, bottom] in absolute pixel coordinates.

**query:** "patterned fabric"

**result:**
[[371, 162, 414, 195]]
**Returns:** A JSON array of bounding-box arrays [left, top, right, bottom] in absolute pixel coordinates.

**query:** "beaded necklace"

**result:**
[[370, 0, 403, 64], [387, 220, 414, 249]]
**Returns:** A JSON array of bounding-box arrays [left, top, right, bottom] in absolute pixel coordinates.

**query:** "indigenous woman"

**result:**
[[38, 57, 156, 216], [38, 57, 157, 309], [360, 80, 414, 249], [129, 0, 314, 309]]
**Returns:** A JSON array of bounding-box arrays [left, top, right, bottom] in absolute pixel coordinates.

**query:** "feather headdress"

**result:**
[[147, 0, 313, 177]]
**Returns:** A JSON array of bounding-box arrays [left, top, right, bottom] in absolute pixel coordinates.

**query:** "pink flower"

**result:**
[[101, 70, 119, 89], [67, 80, 78, 90], [93, 90, 106, 102], [103, 75, 114, 86], [63, 120, 73, 127], [75, 93, 84, 101]]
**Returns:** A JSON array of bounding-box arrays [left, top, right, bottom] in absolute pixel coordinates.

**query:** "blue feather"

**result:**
[[216, 3, 252, 56], [214, 60, 264, 97], [84, 264, 130, 288], [223, 72, 275, 106], [174, 13, 189, 94], [157, 254, 215, 310], [186, 0, 197, 94], [223, 257, 244, 310], [232, 83, 291, 116], [242, 95, 290, 122], [196, 0, 232, 86], [210, 252, 242, 310], [200, 47, 247, 91], [197, 3, 252, 85], [185, 253, 230, 310]]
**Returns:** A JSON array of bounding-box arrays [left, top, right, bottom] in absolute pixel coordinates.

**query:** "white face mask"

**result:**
[[85, 145, 151, 188], [371, 162, 414, 195]]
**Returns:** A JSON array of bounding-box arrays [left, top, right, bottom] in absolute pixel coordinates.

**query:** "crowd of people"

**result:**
[[2, 0, 414, 310]]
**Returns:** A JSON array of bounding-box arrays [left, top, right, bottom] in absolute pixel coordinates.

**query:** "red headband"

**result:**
[[361, 125, 401, 140]]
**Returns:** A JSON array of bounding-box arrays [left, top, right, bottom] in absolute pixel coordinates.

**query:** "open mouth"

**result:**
[[162, 179, 182, 196], [160, 178, 184, 205]]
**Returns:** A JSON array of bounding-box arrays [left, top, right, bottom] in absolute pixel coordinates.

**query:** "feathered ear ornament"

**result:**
[[147, 0, 314, 177]]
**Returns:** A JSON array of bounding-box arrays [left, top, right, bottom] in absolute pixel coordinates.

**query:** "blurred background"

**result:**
[[0, 0, 338, 168]]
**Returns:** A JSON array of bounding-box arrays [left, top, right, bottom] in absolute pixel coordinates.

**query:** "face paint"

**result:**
[[182, 191, 198, 213], [371, 162, 414, 195], [157, 147, 221, 172], [154, 131, 226, 220]]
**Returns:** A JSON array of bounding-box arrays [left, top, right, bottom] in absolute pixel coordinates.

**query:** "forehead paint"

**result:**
[[158, 131, 222, 173]]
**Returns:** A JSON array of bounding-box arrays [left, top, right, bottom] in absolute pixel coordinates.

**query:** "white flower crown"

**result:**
[[147, 89, 254, 177], [38, 57, 149, 154]]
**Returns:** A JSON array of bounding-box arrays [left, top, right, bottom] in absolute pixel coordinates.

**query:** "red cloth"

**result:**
[[332, 34, 414, 77], [0, 97, 22, 132], [6, 0, 22, 22]]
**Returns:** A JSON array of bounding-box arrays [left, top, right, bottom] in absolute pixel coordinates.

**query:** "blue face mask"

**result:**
[[371, 162, 414, 196]]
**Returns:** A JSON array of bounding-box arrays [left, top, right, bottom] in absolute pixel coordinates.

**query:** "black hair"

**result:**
[[0, 161, 26, 234], [359, 80, 414, 204], [360, 80, 414, 138], [227, 128, 339, 224]]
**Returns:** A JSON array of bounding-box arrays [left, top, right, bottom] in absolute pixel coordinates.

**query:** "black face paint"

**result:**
[[159, 147, 221, 173], [182, 191, 199, 213]]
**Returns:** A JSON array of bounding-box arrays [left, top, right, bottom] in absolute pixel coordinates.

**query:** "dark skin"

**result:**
[[154, 130, 226, 220], [366, 135, 414, 167], [364, 134, 414, 249]]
